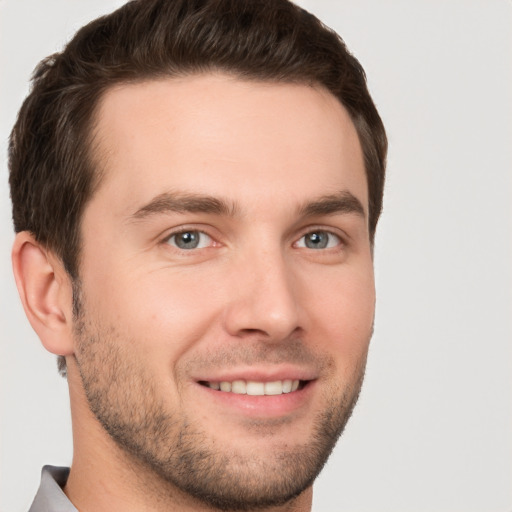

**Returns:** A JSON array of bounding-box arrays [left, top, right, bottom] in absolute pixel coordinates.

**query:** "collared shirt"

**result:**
[[29, 466, 77, 512]]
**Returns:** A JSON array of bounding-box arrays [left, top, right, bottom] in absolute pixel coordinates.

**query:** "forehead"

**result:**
[[89, 74, 367, 219]]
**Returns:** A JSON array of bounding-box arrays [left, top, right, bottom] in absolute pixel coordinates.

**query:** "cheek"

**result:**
[[83, 265, 225, 362], [303, 264, 375, 357]]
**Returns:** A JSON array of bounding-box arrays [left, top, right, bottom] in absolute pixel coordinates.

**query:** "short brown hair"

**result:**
[[10, 0, 387, 275]]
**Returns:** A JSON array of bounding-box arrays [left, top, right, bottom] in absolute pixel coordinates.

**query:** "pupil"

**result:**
[[177, 231, 199, 249], [306, 232, 327, 249]]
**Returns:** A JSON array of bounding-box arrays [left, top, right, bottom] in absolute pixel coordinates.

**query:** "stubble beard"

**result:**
[[72, 285, 368, 511]]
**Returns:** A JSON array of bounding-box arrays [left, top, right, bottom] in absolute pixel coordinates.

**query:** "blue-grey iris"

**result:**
[[175, 231, 200, 249], [305, 232, 329, 249]]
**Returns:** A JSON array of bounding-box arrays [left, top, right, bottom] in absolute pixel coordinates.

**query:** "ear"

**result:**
[[12, 232, 75, 357]]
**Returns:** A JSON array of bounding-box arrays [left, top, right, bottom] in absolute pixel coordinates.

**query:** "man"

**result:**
[[9, 0, 386, 510]]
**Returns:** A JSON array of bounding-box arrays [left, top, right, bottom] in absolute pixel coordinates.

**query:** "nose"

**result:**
[[222, 248, 302, 342]]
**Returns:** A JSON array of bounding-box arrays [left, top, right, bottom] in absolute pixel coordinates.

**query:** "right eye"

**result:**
[[165, 230, 213, 250], [295, 230, 342, 250]]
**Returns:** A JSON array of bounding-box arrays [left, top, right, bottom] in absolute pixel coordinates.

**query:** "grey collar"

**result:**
[[29, 466, 77, 512]]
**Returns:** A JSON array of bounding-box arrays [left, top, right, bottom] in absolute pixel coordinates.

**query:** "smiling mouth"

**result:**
[[198, 379, 308, 396]]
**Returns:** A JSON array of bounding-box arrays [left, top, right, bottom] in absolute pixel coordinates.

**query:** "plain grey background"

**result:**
[[1, 1, 511, 511]]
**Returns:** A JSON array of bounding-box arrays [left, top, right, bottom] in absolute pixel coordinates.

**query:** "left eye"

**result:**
[[296, 231, 341, 250], [166, 230, 212, 250]]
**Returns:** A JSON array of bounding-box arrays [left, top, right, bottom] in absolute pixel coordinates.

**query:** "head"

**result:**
[[10, 1, 386, 510], [10, 0, 386, 283]]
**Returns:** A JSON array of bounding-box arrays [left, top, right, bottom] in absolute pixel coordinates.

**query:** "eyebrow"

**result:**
[[128, 190, 365, 222], [297, 191, 366, 219], [129, 192, 239, 221]]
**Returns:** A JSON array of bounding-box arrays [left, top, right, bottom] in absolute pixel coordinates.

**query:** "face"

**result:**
[[72, 74, 375, 510]]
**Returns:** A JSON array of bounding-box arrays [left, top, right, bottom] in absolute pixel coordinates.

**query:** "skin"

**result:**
[[12, 74, 375, 512]]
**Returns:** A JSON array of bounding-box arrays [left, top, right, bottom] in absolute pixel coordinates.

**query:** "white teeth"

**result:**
[[282, 379, 293, 393], [207, 379, 302, 395], [231, 380, 247, 394], [220, 381, 232, 392], [246, 381, 265, 395], [264, 381, 283, 395]]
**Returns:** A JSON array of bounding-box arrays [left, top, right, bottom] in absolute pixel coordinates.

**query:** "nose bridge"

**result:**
[[223, 241, 301, 340]]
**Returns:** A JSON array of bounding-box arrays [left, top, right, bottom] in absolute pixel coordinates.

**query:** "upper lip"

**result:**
[[192, 366, 318, 383]]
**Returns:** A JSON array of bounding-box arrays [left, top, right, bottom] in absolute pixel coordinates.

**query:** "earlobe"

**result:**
[[11, 232, 75, 357]]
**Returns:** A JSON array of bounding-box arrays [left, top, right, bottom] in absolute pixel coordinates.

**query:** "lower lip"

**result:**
[[195, 381, 315, 418]]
